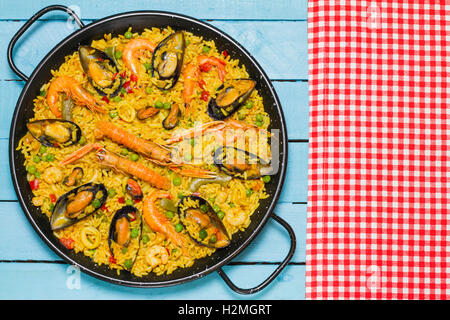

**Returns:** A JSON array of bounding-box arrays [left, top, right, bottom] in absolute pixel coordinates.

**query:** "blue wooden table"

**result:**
[[0, 0, 308, 299]]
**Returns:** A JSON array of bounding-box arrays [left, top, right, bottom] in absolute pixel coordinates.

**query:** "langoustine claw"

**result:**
[[143, 192, 190, 257], [47, 76, 105, 118]]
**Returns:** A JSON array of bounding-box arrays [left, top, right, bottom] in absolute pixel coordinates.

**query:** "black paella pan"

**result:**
[[7, 5, 294, 294]]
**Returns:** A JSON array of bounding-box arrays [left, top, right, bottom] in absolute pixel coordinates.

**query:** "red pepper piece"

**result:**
[[50, 194, 57, 203], [101, 96, 110, 104], [29, 179, 39, 190], [200, 90, 209, 101], [101, 205, 109, 212], [120, 71, 127, 78], [198, 79, 206, 90], [109, 256, 116, 264], [60, 237, 75, 250], [130, 74, 138, 83], [118, 197, 125, 204], [222, 50, 228, 58], [123, 81, 133, 94]]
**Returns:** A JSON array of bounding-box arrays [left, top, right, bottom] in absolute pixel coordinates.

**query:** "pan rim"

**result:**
[[9, 10, 289, 288]]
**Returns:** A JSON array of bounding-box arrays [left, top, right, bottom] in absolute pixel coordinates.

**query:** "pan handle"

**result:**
[[217, 212, 296, 295], [7, 5, 84, 81]]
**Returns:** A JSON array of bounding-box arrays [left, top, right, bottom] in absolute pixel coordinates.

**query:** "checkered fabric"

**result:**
[[306, 1, 448, 299]]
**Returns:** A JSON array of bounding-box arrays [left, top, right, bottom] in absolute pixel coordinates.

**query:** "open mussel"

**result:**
[[63, 167, 84, 187], [151, 31, 185, 90], [125, 178, 143, 200], [108, 205, 142, 270], [79, 45, 122, 97], [207, 79, 256, 120], [50, 183, 107, 230], [178, 195, 230, 249], [162, 103, 181, 130], [213, 146, 272, 179], [27, 119, 81, 148]]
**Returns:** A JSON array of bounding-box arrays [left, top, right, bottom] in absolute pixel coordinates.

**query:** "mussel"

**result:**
[[125, 178, 143, 200], [213, 146, 272, 179], [151, 31, 185, 90], [27, 119, 81, 148], [178, 195, 230, 249], [50, 183, 107, 230], [162, 103, 181, 130], [136, 106, 160, 120], [63, 167, 84, 187], [108, 205, 142, 270], [207, 79, 256, 120], [79, 45, 122, 97]]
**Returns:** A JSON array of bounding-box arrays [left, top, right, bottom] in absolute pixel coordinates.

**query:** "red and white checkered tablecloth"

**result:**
[[306, 1, 448, 299]]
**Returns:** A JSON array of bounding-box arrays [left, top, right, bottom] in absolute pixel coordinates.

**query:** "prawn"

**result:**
[[145, 245, 169, 268], [46, 76, 105, 118], [143, 191, 190, 256], [122, 38, 156, 76], [197, 55, 227, 82], [181, 62, 200, 115], [59, 143, 171, 190]]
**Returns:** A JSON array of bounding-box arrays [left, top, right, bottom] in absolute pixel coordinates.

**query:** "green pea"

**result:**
[[246, 189, 253, 197], [27, 166, 37, 174], [120, 148, 129, 156], [112, 96, 122, 103], [199, 229, 207, 240], [172, 176, 181, 186], [33, 155, 41, 163], [209, 197, 216, 203], [34, 171, 41, 178], [130, 153, 139, 162], [131, 228, 139, 238], [213, 204, 221, 213], [45, 153, 55, 162], [109, 110, 118, 118], [178, 193, 184, 199], [39, 145, 47, 154], [145, 87, 153, 94], [245, 101, 253, 109], [120, 87, 127, 95], [142, 234, 150, 244], [209, 234, 218, 244], [39, 90, 47, 97], [49, 203, 55, 212], [126, 198, 134, 206], [154, 100, 164, 109], [172, 248, 178, 254], [123, 259, 133, 269], [165, 211, 174, 219], [175, 223, 183, 233], [255, 120, 263, 127], [238, 113, 245, 120], [143, 62, 152, 71], [202, 45, 210, 53], [217, 211, 225, 220], [78, 136, 87, 145], [200, 204, 208, 213], [255, 114, 264, 122], [121, 247, 128, 254], [163, 102, 171, 110], [124, 31, 133, 39], [185, 40, 190, 46], [92, 199, 101, 208], [262, 175, 271, 183], [229, 202, 235, 208], [107, 189, 116, 197], [115, 50, 123, 59]]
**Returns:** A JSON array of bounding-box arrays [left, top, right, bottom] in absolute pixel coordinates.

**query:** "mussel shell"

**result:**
[[108, 205, 142, 270], [151, 31, 185, 90], [78, 45, 122, 97], [213, 146, 270, 179], [207, 79, 256, 120], [27, 119, 81, 148], [162, 103, 181, 130], [178, 195, 230, 249], [50, 183, 107, 230], [125, 179, 143, 200]]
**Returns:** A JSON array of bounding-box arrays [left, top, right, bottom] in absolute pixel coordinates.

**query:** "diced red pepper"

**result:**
[[101, 205, 109, 212], [111, 72, 118, 81], [101, 96, 110, 104], [222, 50, 228, 58], [50, 194, 57, 203], [60, 237, 75, 250], [199, 63, 212, 72], [200, 90, 209, 101], [120, 71, 127, 78], [130, 74, 138, 83], [123, 81, 133, 94], [109, 256, 116, 264], [29, 179, 39, 191], [118, 197, 125, 204], [198, 79, 206, 90]]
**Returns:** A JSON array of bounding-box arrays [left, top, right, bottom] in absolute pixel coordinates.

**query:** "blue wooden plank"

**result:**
[[0, 201, 305, 262], [0, 0, 308, 20], [0, 81, 309, 140], [0, 262, 304, 299], [1, 20, 307, 80]]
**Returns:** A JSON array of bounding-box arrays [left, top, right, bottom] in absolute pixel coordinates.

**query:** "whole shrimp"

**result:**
[[60, 143, 170, 190], [94, 121, 217, 178], [181, 62, 200, 115], [122, 38, 156, 76], [197, 55, 227, 82], [47, 76, 105, 118], [143, 191, 190, 257]]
